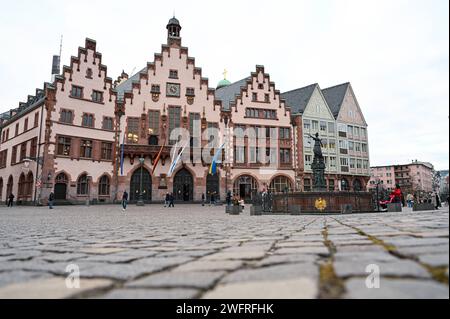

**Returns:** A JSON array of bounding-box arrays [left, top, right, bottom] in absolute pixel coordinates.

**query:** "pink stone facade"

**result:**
[[0, 18, 372, 205]]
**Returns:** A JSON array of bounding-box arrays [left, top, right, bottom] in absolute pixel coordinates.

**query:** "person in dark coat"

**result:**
[[48, 192, 55, 209], [201, 193, 205, 206], [164, 193, 170, 207], [226, 191, 232, 206], [122, 190, 129, 211], [7, 193, 14, 207], [169, 193, 175, 207]]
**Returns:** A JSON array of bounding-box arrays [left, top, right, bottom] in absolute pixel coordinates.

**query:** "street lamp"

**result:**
[[137, 157, 145, 206], [223, 116, 229, 195]]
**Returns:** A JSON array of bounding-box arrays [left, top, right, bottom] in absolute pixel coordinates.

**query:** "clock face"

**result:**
[[166, 83, 180, 97]]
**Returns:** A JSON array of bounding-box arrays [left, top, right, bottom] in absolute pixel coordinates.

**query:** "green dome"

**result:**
[[217, 78, 231, 89]]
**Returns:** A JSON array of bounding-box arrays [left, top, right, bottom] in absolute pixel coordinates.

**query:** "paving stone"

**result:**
[[275, 246, 329, 255], [345, 278, 449, 299], [203, 251, 267, 261], [0, 270, 53, 287], [334, 260, 431, 278], [334, 251, 397, 262], [255, 254, 317, 267], [417, 254, 449, 267], [127, 271, 225, 289], [0, 277, 113, 299], [172, 260, 244, 272], [203, 278, 318, 299], [221, 263, 318, 284]]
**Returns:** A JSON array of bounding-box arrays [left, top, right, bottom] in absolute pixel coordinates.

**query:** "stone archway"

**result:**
[[130, 167, 152, 202], [173, 168, 194, 202], [353, 178, 363, 192], [233, 175, 259, 202], [54, 173, 68, 200]]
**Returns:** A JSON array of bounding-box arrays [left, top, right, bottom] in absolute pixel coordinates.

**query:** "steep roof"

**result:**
[[114, 68, 146, 99], [321, 82, 350, 117], [280, 84, 317, 114], [214, 77, 250, 111]]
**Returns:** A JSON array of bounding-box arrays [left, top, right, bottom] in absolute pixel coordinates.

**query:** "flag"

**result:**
[[168, 141, 188, 177], [209, 142, 226, 175], [120, 134, 125, 176], [151, 140, 166, 176]]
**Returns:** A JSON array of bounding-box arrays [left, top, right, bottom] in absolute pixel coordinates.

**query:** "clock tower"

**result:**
[[167, 16, 181, 39]]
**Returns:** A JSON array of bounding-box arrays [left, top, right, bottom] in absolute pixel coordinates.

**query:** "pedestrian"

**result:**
[[122, 190, 128, 211], [201, 193, 205, 206], [164, 193, 170, 207], [48, 192, 55, 210], [7, 193, 14, 207], [169, 193, 175, 208], [434, 193, 441, 210], [406, 193, 414, 208]]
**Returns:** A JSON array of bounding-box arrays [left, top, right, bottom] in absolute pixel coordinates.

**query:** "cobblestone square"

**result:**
[[0, 205, 448, 299]]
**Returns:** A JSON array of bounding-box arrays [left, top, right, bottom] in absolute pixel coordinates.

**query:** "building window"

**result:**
[[355, 142, 361, 152], [169, 70, 178, 79], [258, 84, 264, 89], [303, 119, 311, 131], [357, 159, 363, 169], [86, 68, 93, 79], [245, 108, 276, 119], [330, 156, 337, 169], [102, 117, 114, 131], [350, 158, 356, 169], [57, 137, 71, 156], [252, 93, 257, 102], [11, 146, 17, 164], [71, 85, 83, 98], [0, 150, 7, 168], [77, 174, 89, 195], [320, 121, 327, 132], [279, 128, 291, 139], [34, 112, 39, 127], [30, 138, 37, 158], [264, 94, 270, 102], [101, 142, 112, 160], [80, 140, 93, 158], [328, 179, 335, 192], [148, 111, 160, 135], [361, 127, 367, 139], [15, 123, 19, 136], [127, 117, 139, 144], [304, 179, 311, 192], [328, 122, 335, 134], [348, 141, 354, 151], [305, 155, 312, 166], [92, 90, 103, 103], [338, 123, 347, 137], [24, 118, 28, 132], [60, 109, 73, 124], [20, 143, 27, 161], [234, 146, 245, 164], [362, 143, 368, 153], [186, 88, 195, 96], [311, 120, 319, 132], [168, 107, 181, 145], [82, 113, 94, 128], [269, 176, 292, 193], [151, 84, 160, 93], [98, 175, 110, 196], [280, 148, 291, 164]]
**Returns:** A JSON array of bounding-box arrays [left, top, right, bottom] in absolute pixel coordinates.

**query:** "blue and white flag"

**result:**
[[209, 142, 226, 175], [168, 142, 188, 177]]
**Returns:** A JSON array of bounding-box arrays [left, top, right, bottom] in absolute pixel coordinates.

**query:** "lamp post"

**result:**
[[137, 157, 145, 206], [223, 116, 229, 195], [375, 178, 381, 212]]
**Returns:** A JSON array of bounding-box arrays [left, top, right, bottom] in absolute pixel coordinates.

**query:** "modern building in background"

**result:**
[[368, 160, 435, 195], [0, 17, 371, 205]]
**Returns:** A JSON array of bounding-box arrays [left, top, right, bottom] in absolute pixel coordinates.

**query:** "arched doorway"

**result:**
[[6, 175, 13, 198], [353, 179, 363, 192], [18, 173, 26, 200], [130, 167, 152, 202], [234, 175, 258, 202], [173, 168, 193, 201], [55, 173, 68, 200], [269, 176, 292, 194], [206, 173, 220, 201], [341, 178, 350, 191]]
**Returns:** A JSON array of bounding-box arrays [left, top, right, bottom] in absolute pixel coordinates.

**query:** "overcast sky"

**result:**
[[0, 0, 448, 169]]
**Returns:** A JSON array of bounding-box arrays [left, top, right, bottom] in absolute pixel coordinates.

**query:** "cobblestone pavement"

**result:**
[[0, 205, 448, 299]]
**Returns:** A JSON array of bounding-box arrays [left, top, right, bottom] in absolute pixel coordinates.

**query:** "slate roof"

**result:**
[[214, 77, 250, 111], [280, 84, 317, 114], [115, 68, 146, 99], [321, 82, 350, 117]]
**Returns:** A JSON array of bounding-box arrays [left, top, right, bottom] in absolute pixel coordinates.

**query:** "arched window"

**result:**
[[56, 173, 68, 184], [269, 176, 292, 193], [25, 172, 33, 196], [18, 173, 26, 198], [341, 178, 350, 191], [77, 174, 89, 195], [353, 179, 363, 192], [98, 175, 110, 196], [0, 177, 3, 201]]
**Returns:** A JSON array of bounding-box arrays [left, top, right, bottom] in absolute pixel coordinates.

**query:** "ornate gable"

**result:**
[[303, 85, 334, 120]]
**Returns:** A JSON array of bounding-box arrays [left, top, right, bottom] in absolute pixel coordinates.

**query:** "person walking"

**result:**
[[122, 190, 129, 211], [7, 193, 14, 207], [168, 193, 175, 208], [48, 192, 55, 210], [226, 191, 232, 207], [406, 193, 414, 208], [201, 193, 205, 206], [164, 193, 170, 207]]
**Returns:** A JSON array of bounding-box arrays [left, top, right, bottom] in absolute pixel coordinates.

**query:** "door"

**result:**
[[54, 183, 67, 200], [206, 173, 220, 201], [130, 167, 152, 202], [173, 168, 193, 201]]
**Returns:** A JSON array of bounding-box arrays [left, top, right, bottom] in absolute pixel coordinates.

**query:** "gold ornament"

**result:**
[[315, 198, 327, 211]]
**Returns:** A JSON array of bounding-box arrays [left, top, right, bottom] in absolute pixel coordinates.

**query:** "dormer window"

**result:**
[[258, 84, 264, 89], [151, 85, 161, 93], [186, 88, 195, 96], [169, 70, 178, 79]]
